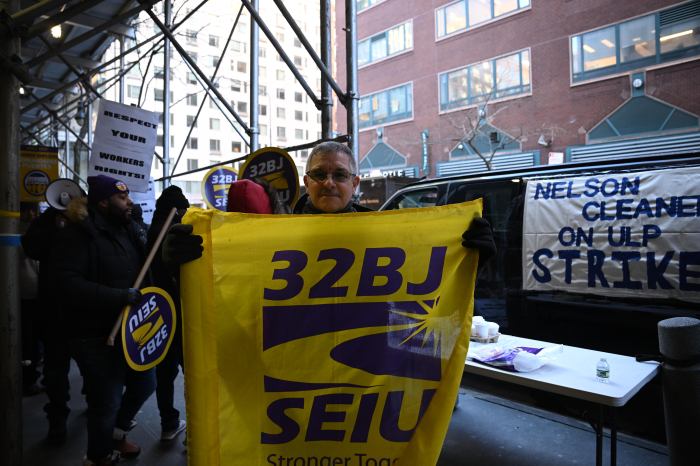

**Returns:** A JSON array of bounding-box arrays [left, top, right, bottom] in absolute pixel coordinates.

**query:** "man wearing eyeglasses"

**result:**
[[293, 141, 371, 214]]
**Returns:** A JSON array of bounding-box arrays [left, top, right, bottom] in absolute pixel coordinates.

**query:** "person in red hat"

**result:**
[[51, 174, 155, 466]]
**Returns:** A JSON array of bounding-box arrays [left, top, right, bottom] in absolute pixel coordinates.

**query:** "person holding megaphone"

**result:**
[[22, 179, 85, 445], [50, 175, 155, 466]]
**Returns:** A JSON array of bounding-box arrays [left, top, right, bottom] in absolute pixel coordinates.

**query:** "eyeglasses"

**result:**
[[305, 169, 356, 183]]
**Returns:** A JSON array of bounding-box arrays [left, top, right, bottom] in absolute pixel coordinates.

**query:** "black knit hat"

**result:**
[[156, 185, 190, 211], [87, 175, 129, 205]]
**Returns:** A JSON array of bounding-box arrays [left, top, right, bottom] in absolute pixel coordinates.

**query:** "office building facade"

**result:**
[[335, 0, 700, 178]]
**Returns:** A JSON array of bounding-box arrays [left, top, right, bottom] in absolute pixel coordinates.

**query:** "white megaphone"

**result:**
[[45, 178, 84, 211]]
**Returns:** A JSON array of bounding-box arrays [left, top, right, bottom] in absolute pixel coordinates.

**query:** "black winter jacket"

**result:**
[[51, 199, 146, 338]]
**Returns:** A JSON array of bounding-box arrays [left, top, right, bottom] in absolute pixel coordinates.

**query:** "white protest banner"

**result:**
[[523, 166, 700, 302], [130, 178, 156, 224], [89, 99, 159, 192]]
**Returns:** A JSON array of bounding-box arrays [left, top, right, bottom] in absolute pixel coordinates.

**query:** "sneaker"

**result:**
[[113, 436, 141, 459], [83, 451, 120, 466], [161, 419, 186, 442]]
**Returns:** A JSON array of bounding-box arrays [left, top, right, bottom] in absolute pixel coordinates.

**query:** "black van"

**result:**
[[380, 153, 700, 357]]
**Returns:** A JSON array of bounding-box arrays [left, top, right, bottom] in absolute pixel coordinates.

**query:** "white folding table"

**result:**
[[464, 334, 660, 466]]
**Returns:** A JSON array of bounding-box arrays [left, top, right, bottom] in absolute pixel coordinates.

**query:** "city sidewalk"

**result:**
[[22, 362, 668, 466]]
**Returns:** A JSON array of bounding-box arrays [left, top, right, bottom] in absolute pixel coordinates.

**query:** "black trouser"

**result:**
[[42, 330, 72, 424], [155, 328, 183, 431]]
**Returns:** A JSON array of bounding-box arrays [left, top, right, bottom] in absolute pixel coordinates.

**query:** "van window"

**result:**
[[383, 187, 439, 210]]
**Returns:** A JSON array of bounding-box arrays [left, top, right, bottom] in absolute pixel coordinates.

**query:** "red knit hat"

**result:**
[[227, 179, 272, 214]]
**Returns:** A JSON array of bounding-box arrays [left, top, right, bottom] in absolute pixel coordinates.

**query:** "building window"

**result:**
[[295, 128, 304, 139], [277, 108, 286, 118], [571, 3, 700, 83], [260, 104, 267, 116], [127, 85, 140, 99], [188, 51, 198, 63], [436, 0, 530, 38], [185, 29, 198, 44], [277, 126, 286, 138], [186, 137, 198, 149], [294, 55, 304, 66], [209, 35, 219, 47], [231, 79, 242, 92], [210, 118, 220, 130], [259, 47, 266, 58], [260, 124, 268, 136], [359, 82, 413, 129], [154, 88, 164, 101], [237, 101, 248, 114], [187, 158, 198, 170], [154, 66, 165, 79], [294, 110, 303, 121], [293, 37, 302, 47], [186, 72, 197, 84], [276, 88, 286, 100], [294, 92, 303, 103], [186, 93, 198, 106], [237, 61, 247, 73], [210, 139, 221, 152], [232, 40, 246, 52], [232, 141, 242, 153], [210, 56, 219, 67], [276, 69, 285, 80], [357, 0, 385, 12], [260, 85, 267, 96], [439, 49, 530, 111], [156, 135, 164, 147], [358, 21, 413, 67], [186, 115, 197, 127]]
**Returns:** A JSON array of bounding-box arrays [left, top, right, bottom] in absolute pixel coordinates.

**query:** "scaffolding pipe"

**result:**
[[7, 0, 69, 27], [249, 0, 259, 152], [345, 0, 359, 167], [0, 0, 22, 463], [119, 35, 125, 103], [163, 0, 171, 187], [320, 0, 332, 139]]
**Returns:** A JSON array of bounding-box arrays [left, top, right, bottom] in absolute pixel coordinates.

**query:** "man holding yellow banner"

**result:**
[[165, 142, 494, 466]]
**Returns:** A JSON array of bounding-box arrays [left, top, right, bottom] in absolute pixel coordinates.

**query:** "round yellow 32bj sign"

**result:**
[[121, 287, 177, 371]]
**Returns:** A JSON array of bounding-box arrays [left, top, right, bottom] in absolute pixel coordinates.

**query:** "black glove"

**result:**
[[162, 223, 204, 267], [126, 288, 142, 305], [462, 217, 497, 269]]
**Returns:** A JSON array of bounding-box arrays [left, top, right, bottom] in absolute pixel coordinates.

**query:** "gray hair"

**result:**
[[306, 141, 357, 174]]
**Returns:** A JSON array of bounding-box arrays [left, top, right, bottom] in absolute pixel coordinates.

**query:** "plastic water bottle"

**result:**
[[596, 358, 610, 383]]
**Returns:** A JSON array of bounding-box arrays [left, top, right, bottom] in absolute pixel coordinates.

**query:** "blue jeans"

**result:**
[[70, 337, 155, 461]]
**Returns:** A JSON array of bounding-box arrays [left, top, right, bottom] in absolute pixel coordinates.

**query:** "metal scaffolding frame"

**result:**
[[0, 1, 360, 464]]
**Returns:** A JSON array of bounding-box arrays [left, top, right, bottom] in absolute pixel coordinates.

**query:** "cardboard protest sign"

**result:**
[[130, 178, 156, 224], [180, 201, 481, 465], [89, 99, 158, 192], [523, 166, 700, 302]]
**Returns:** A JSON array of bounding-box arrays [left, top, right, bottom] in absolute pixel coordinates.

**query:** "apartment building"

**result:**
[[336, 0, 700, 178], [101, 0, 323, 204]]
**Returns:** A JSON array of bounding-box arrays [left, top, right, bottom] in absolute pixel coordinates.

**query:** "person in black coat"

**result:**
[[147, 185, 189, 442], [52, 175, 155, 466], [22, 203, 74, 444]]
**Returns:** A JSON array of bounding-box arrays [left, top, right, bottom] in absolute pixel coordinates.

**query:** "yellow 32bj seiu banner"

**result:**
[[180, 200, 481, 466]]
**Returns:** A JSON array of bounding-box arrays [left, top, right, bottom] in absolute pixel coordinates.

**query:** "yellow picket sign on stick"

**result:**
[[180, 200, 481, 466]]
